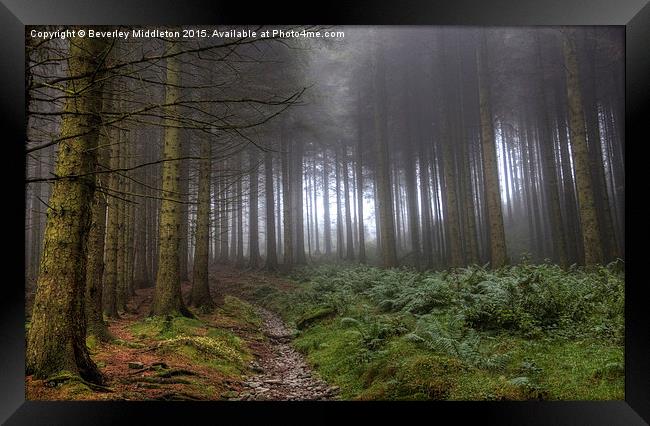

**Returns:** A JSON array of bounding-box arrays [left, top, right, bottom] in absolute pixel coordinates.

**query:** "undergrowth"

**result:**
[[249, 262, 624, 400], [128, 295, 256, 378]]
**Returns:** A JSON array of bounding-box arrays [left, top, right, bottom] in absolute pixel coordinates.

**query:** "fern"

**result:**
[[407, 314, 509, 371]]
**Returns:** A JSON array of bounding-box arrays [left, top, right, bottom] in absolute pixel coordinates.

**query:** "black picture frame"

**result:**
[[1, 1, 646, 424]]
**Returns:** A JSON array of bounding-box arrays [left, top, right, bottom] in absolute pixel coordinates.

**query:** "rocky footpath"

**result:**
[[228, 306, 339, 401]]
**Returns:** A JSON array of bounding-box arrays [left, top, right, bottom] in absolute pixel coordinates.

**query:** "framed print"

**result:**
[[0, 0, 646, 424]]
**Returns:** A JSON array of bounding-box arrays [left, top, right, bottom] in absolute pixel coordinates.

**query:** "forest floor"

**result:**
[[25, 267, 339, 401], [26, 262, 624, 401]]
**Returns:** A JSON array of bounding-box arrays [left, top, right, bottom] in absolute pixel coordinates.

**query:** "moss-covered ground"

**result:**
[[26, 284, 263, 401], [26, 262, 624, 401], [227, 262, 624, 401]]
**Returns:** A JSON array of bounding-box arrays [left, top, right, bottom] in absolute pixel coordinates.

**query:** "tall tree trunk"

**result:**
[[151, 43, 193, 318], [403, 73, 421, 269], [293, 140, 306, 264], [116, 128, 127, 312], [248, 148, 261, 268], [125, 133, 136, 297], [418, 142, 434, 269], [236, 152, 245, 267], [191, 139, 215, 311], [561, 29, 604, 266], [86, 98, 112, 343], [583, 34, 618, 261], [275, 167, 283, 259], [535, 33, 568, 267], [103, 118, 120, 318], [372, 34, 397, 267], [322, 150, 332, 255], [342, 147, 355, 260], [477, 30, 508, 268], [305, 168, 313, 259], [356, 122, 366, 264], [265, 148, 278, 270], [178, 132, 190, 281], [229, 157, 238, 261], [134, 153, 149, 288], [219, 158, 229, 262], [281, 126, 293, 269], [312, 159, 320, 255], [393, 167, 403, 253], [26, 36, 107, 384], [335, 148, 344, 260]]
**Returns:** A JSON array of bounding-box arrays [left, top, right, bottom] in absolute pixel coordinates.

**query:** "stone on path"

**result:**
[[238, 305, 340, 401]]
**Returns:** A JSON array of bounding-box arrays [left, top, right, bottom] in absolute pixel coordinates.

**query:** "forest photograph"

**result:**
[[24, 25, 625, 401]]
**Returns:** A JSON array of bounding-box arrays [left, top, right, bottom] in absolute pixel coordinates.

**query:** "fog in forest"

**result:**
[[24, 26, 625, 401]]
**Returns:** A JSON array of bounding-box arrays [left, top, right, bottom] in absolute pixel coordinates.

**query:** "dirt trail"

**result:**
[[27, 268, 338, 401], [213, 267, 339, 400], [230, 305, 339, 401]]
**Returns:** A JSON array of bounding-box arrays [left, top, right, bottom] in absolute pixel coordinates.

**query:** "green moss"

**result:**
[[129, 315, 206, 340], [44, 370, 111, 397], [121, 297, 258, 383], [295, 306, 336, 330], [167, 339, 250, 377], [505, 337, 624, 400], [86, 334, 99, 352], [249, 264, 624, 401], [218, 295, 262, 326]]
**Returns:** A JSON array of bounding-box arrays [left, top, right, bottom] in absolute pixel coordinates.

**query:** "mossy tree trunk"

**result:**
[[561, 29, 604, 266], [191, 138, 215, 310], [151, 42, 193, 318], [26, 35, 108, 384]]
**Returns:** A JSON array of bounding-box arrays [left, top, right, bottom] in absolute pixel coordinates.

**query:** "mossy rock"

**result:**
[[296, 306, 337, 330], [360, 355, 465, 400]]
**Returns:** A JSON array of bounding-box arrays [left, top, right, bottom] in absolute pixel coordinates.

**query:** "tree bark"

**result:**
[[477, 30, 508, 268], [561, 29, 604, 266], [281, 125, 293, 269], [85, 96, 112, 343], [151, 43, 193, 317], [265, 148, 278, 270], [248, 148, 261, 268], [26, 35, 108, 383], [191, 138, 215, 311], [372, 34, 397, 268], [322, 150, 332, 255]]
